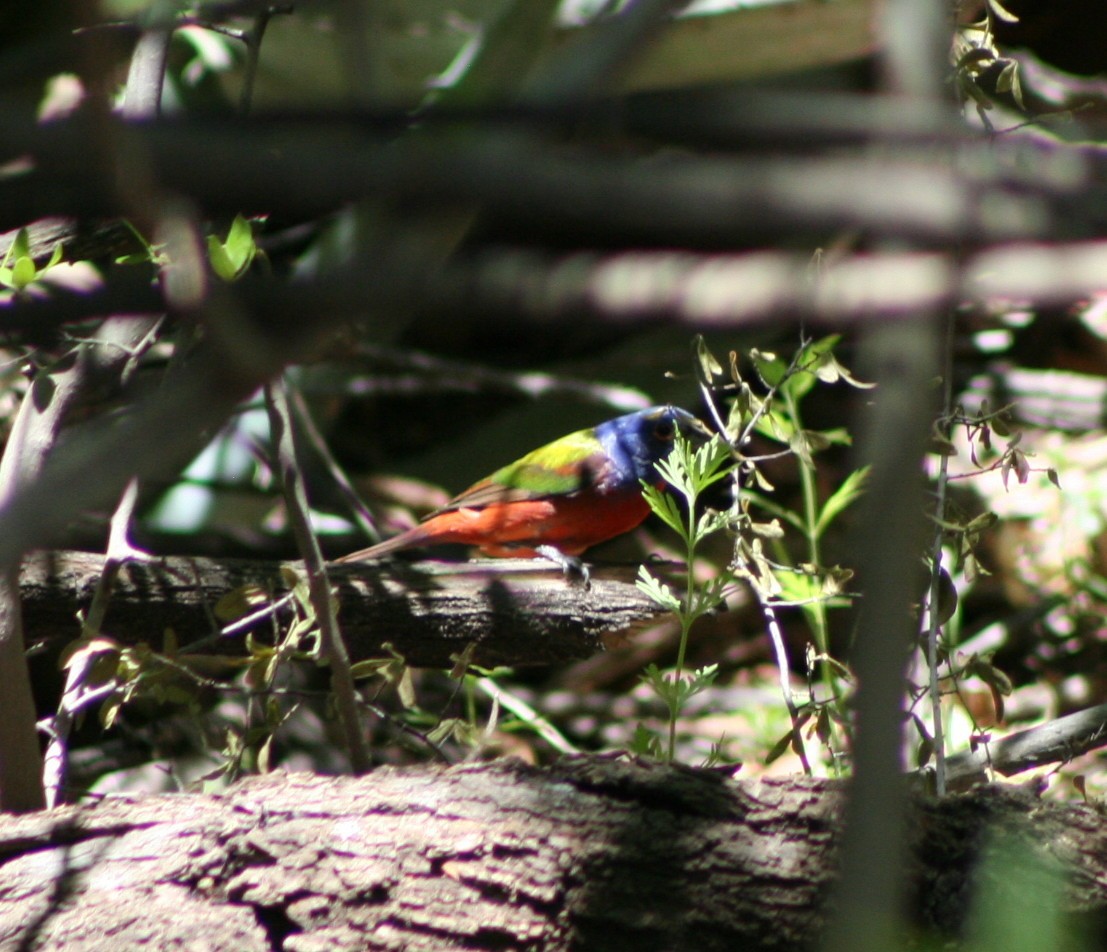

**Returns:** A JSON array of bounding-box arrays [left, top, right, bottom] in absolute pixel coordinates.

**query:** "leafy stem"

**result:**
[[637, 434, 732, 762]]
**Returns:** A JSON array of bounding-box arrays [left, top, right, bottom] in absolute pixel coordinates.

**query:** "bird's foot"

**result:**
[[535, 545, 591, 589]]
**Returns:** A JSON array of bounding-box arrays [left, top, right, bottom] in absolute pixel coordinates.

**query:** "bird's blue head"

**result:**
[[595, 406, 712, 486]]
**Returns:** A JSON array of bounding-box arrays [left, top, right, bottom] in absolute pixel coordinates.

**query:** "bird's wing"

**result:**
[[434, 429, 610, 513]]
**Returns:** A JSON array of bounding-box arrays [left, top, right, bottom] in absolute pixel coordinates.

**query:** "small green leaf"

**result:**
[[641, 482, 684, 536], [207, 234, 237, 282], [224, 214, 256, 273], [11, 228, 30, 262], [749, 348, 787, 388], [693, 334, 723, 383], [636, 566, 682, 613], [815, 465, 870, 538], [11, 256, 36, 290], [44, 242, 64, 271], [754, 407, 795, 443], [630, 723, 663, 758]]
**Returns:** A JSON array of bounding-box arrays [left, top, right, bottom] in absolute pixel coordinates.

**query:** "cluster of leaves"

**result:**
[[629, 330, 1058, 780], [953, 0, 1026, 124], [634, 434, 732, 762], [630, 335, 874, 770]]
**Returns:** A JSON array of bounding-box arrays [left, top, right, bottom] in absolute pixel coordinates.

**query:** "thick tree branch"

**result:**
[[6, 242, 1107, 352], [1, 113, 1096, 248], [18, 551, 669, 671], [0, 760, 1104, 951]]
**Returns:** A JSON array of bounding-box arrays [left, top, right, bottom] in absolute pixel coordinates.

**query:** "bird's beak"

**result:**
[[680, 414, 714, 444]]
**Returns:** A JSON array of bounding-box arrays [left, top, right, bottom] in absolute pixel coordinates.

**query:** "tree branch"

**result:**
[[0, 760, 1104, 950], [18, 551, 669, 671]]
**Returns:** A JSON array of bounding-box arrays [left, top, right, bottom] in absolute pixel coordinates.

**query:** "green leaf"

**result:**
[[207, 215, 257, 282], [690, 438, 733, 492], [775, 567, 822, 605], [641, 482, 685, 536], [791, 335, 875, 395], [44, 242, 64, 271], [224, 214, 256, 273], [753, 407, 795, 444], [636, 566, 682, 613], [815, 465, 870, 538], [207, 234, 237, 282], [11, 256, 36, 290], [788, 430, 816, 469], [630, 723, 663, 758], [693, 334, 723, 383], [11, 228, 30, 263], [749, 348, 787, 388], [687, 664, 719, 698], [743, 490, 806, 533]]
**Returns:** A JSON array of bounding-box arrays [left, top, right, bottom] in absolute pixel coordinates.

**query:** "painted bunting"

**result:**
[[337, 405, 711, 565]]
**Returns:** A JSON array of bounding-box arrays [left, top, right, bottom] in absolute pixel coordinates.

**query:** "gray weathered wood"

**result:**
[[18, 551, 668, 669], [0, 759, 1104, 951]]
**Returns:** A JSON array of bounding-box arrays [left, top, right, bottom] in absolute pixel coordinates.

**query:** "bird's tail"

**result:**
[[333, 525, 430, 563]]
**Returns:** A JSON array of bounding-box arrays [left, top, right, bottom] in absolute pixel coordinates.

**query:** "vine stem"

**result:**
[[783, 387, 842, 766], [925, 313, 957, 795], [667, 494, 699, 763]]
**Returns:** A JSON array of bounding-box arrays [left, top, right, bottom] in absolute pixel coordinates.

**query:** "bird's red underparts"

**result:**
[[369, 486, 653, 559]]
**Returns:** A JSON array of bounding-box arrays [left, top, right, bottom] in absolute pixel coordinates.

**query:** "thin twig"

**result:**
[[287, 383, 381, 543], [924, 313, 957, 796], [264, 377, 371, 773], [473, 677, 579, 756], [761, 598, 812, 775], [237, 5, 293, 114]]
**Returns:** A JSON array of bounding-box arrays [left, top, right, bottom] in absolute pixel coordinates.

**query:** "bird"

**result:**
[[335, 405, 712, 569]]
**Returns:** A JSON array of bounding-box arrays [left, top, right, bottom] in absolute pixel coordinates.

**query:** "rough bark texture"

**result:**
[[18, 551, 667, 670], [0, 759, 1106, 951]]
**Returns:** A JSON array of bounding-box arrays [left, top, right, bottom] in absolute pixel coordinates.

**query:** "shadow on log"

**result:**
[[0, 757, 1105, 951], [19, 551, 670, 670]]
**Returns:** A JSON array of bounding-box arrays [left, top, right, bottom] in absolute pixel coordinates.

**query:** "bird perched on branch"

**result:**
[[336, 405, 711, 570]]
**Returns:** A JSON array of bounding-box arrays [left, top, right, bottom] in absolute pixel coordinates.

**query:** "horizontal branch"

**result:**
[[0, 759, 1104, 950], [2, 111, 1099, 249], [20, 551, 668, 670], [7, 241, 1107, 348], [942, 701, 1107, 791]]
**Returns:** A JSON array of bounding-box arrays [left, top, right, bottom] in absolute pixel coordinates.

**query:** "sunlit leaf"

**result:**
[[636, 566, 682, 613], [693, 334, 723, 383], [215, 584, 271, 622], [815, 465, 869, 538], [11, 256, 35, 290]]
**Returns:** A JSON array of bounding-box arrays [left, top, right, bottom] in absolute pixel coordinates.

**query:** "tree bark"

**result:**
[[0, 759, 1104, 951], [18, 551, 668, 670]]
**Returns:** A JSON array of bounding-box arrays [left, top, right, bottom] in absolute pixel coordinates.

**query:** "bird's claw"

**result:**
[[535, 545, 591, 589]]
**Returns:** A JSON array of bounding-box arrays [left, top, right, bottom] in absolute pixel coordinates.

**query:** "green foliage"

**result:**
[[0, 229, 63, 294], [207, 214, 258, 281], [115, 221, 168, 267], [636, 334, 875, 771], [636, 431, 732, 763], [953, 0, 1026, 124]]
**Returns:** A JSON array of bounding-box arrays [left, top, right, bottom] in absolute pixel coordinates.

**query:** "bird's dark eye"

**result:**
[[654, 420, 675, 441]]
